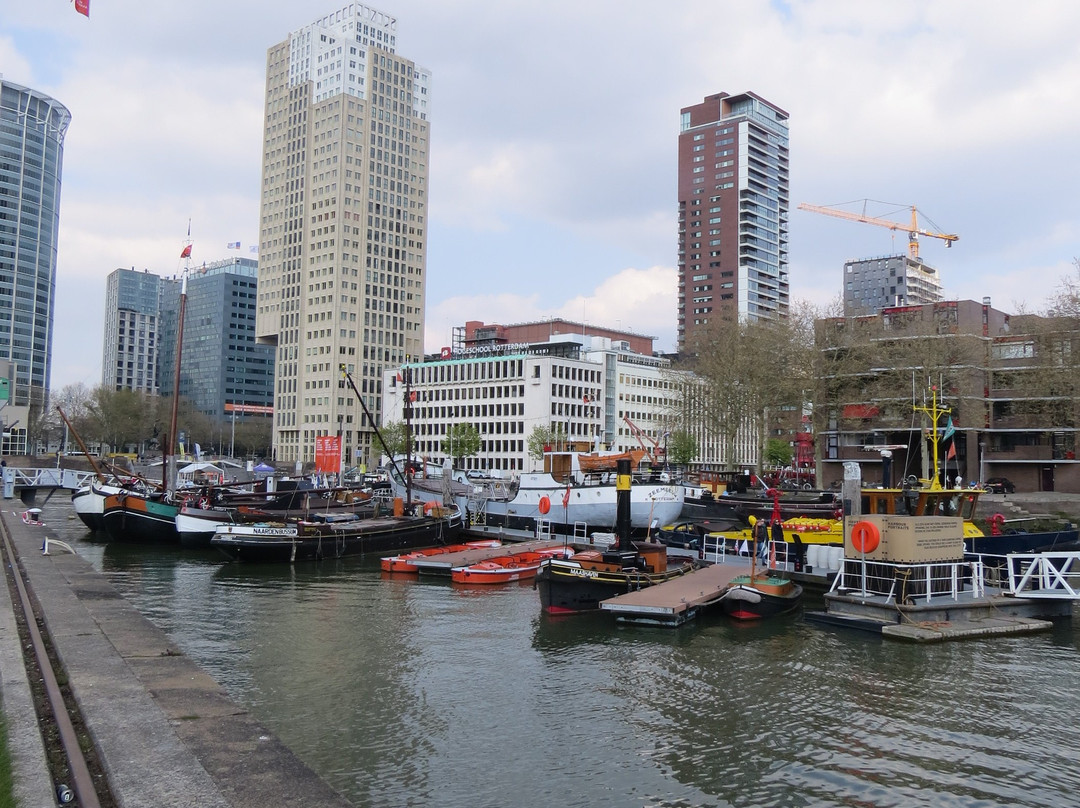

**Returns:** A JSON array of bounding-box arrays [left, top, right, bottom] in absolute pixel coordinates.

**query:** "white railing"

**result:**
[[2, 467, 98, 494], [1003, 552, 1080, 599], [830, 557, 981, 603]]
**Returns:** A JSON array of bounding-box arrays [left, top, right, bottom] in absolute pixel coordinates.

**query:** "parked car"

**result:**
[[983, 477, 1015, 494]]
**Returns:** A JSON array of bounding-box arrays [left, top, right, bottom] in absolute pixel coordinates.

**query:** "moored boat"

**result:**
[[535, 457, 696, 614], [381, 539, 502, 573], [100, 491, 181, 544], [718, 573, 803, 620], [212, 504, 465, 563], [451, 547, 571, 585]]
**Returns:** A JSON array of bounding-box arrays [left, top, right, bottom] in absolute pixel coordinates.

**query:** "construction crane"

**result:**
[[797, 200, 958, 260]]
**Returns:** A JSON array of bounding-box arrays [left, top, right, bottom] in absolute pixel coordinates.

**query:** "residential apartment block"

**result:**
[[817, 299, 1079, 493], [103, 268, 161, 393], [677, 91, 789, 350], [255, 3, 432, 468], [843, 254, 943, 316]]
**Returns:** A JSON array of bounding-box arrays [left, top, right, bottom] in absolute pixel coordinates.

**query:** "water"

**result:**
[[37, 498, 1080, 807]]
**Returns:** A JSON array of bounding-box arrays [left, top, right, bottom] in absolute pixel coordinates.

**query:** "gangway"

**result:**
[[1004, 552, 1080, 599]]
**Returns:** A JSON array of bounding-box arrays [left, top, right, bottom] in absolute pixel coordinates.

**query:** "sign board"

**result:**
[[844, 514, 965, 563], [225, 403, 273, 414], [315, 435, 342, 474]]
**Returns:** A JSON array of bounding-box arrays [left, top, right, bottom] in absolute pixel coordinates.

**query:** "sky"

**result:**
[[3, 0, 1080, 390]]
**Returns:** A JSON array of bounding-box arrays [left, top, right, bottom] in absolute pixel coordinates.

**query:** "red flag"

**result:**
[[180, 244, 192, 258], [562, 483, 571, 508], [946, 442, 956, 460], [75, 0, 90, 17]]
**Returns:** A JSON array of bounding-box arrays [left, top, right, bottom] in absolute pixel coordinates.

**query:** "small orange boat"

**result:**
[[450, 547, 573, 585], [380, 540, 502, 573]]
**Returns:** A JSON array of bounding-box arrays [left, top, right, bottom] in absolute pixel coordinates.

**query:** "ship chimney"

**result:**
[[616, 457, 632, 551]]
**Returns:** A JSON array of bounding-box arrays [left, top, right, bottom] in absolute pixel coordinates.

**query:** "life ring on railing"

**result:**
[[850, 520, 880, 554], [538, 495, 551, 515]]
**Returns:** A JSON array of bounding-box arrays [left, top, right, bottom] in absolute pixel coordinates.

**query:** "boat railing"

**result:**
[[998, 552, 1080, 599], [536, 519, 552, 539], [572, 521, 589, 542], [830, 557, 982, 603]]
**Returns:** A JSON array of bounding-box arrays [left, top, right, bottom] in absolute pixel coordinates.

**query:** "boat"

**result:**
[[535, 457, 697, 614], [211, 503, 465, 563], [100, 490, 182, 544], [381, 539, 502, 573], [175, 485, 378, 548], [450, 547, 572, 585], [718, 573, 802, 620], [453, 450, 684, 541]]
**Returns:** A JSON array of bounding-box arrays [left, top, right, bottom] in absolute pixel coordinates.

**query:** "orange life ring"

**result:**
[[538, 496, 551, 515], [850, 520, 880, 553], [423, 501, 440, 515]]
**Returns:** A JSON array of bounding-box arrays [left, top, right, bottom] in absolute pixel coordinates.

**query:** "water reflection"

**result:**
[[37, 498, 1080, 807]]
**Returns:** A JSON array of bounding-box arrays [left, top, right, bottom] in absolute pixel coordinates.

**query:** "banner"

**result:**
[[315, 435, 342, 473]]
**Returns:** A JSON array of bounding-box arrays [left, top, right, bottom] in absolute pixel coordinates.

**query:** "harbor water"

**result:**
[[36, 497, 1080, 807]]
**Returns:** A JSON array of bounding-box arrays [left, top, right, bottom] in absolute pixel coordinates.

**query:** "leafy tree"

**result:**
[[685, 307, 815, 472], [86, 387, 155, 454], [441, 422, 481, 465], [374, 421, 410, 460], [765, 438, 792, 467], [666, 429, 699, 466], [527, 423, 567, 461]]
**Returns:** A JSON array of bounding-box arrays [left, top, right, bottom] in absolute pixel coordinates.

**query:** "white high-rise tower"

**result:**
[[256, 4, 432, 466]]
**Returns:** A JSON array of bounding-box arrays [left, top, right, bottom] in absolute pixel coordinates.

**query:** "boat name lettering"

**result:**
[[570, 568, 599, 579], [253, 527, 298, 537]]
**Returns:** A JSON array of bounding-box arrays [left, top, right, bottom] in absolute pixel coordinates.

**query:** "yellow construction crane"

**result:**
[[797, 200, 958, 260]]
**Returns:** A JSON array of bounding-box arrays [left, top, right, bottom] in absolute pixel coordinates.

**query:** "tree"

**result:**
[[374, 421, 409, 460], [686, 307, 815, 472], [85, 387, 155, 454], [527, 423, 566, 461], [441, 422, 481, 465], [666, 429, 699, 467], [765, 438, 792, 467]]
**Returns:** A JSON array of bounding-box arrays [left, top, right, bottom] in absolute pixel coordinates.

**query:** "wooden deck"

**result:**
[[600, 560, 753, 626], [407, 539, 578, 576]]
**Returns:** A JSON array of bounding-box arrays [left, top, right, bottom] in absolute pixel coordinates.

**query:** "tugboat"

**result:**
[[535, 458, 696, 614]]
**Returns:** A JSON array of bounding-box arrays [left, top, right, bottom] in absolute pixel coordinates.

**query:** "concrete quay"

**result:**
[[0, 509, 355, 808]]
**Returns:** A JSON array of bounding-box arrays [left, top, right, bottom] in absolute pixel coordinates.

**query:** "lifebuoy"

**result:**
[[423, 501, 440, 515], [851, 520, 880, 554], [538, 495, 551, 514]]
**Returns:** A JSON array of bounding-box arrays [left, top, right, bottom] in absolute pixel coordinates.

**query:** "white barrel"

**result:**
[[806, 545, 821, 570], [828, 546, 843, 571]]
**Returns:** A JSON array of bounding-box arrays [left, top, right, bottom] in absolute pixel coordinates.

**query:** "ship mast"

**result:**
[[912, 384, 950, 491]]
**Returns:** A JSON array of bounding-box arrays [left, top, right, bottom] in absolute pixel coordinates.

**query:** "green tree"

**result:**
[[527, 423, 566, 460], [441, 422, 481, 465], [374, 421, 409, 460], [85, 387, 155, 454], [666, 429, 699, 466], [765, 438, 792, 467]]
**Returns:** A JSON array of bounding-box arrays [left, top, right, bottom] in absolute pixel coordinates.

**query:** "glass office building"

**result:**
[[0, 79, 70, 406]]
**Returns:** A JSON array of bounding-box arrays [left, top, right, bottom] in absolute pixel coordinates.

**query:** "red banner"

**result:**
[[314, 435, 341, 473]]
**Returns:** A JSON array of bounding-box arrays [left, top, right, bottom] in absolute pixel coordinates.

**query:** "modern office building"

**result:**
[[380, 333, 748, 474], [159, 258, 274, 419], [676, 91, 789, 350], [103, 268, 162, 393], [843, 254, 943, 316], [255, 3, 432, 467], [0, 78, 70, 411]]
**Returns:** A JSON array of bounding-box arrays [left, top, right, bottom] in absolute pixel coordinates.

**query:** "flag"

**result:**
[[562, 483, 571, 508], [75, 0, 90, 17], [180, 244, 192, 258], [249, 246, 258, 253], [227, 241, 240, 250], [942, 416, 955, 441], [946, 442, 956, 460]]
